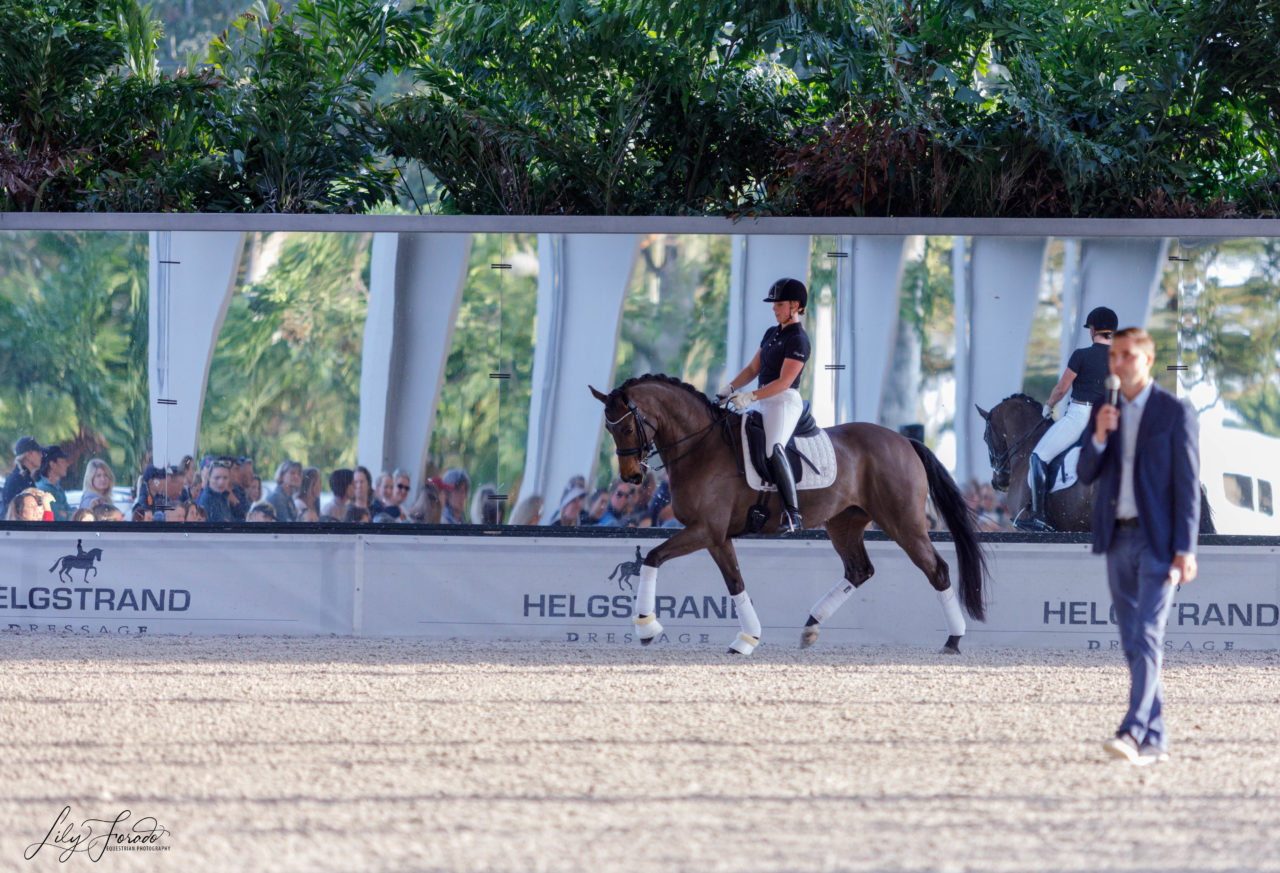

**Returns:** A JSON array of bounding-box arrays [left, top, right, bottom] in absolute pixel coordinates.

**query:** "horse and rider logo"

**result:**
[[47, 539, 104, 584], [608, 546, 644, 592]]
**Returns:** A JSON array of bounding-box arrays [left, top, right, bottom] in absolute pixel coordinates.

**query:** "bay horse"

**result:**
[[978, 393, 1216, 533], [977, 394, 1093, 531], [591, 375, 988, 655]]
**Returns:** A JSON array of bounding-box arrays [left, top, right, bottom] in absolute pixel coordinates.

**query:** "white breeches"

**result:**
[[1030, 401, 1091, 469], [754, 388, 804, 448]]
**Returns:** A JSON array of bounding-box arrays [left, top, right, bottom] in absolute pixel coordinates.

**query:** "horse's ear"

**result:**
[[975, 404, 990, 420], [589, 385, 610, 405]]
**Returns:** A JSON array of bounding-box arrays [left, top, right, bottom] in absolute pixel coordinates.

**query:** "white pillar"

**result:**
[[525, 233, 640, 520], [840, 236, 909, 424], [148, 231, 245, 468], [727, 235, 812, 371], [358, 233, 472, 481], [963, 237, 1050, 481], [1077, 238, 1169, 332]]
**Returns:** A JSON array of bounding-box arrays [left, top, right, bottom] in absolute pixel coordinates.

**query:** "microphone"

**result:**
[[1105, 374, 1121, 408]]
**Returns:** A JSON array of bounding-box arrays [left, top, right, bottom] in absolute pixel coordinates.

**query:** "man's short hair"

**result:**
[[1113, 327, 1156, 357]]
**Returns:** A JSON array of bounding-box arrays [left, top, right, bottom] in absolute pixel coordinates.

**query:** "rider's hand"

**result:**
[[728, 390, 756, 409], [715, 383, 735, 402], [1042, 403, 1054, 419]]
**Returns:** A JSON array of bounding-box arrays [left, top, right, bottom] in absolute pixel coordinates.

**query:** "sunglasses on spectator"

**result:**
[[396, 483, 410, 491], [614, 488, 634, 497]]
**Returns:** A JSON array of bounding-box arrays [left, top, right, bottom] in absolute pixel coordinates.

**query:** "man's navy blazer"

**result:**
[[1076, 382, 1200, 562]]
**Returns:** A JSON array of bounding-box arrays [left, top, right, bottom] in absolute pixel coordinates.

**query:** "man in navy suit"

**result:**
[[1077, 327, 1200, 766]]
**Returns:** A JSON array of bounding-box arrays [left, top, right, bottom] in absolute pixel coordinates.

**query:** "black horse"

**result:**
[[978, 393, 1215, 533], [48, 547, 104, 584], [608, 546, 644, 592]]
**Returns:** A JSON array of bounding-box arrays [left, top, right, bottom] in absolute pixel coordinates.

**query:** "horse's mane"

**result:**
[[610, 373, 720, 417], [1001, 392, 1040, 407]]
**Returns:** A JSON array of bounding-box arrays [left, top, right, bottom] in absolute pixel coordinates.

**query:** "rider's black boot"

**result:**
[[1016, 453, 1054, 532], [769, 444, 803, 533]]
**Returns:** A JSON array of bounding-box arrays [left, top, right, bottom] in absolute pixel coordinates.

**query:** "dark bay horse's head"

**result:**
[[591, 384, 649, 485], [976, 395, 1044, 492]]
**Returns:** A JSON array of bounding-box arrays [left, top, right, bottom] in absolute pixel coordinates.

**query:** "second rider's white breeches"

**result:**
[[754, 388, 804, 448], [1028, 402, 1090, 485]]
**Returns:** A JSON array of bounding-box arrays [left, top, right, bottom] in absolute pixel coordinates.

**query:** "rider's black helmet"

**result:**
[[1083, 306, 1118, 333], [764, 278, 807, 312]]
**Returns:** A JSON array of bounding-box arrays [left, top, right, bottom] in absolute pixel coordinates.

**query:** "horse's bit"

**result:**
[[985, 416, 1044, 484]]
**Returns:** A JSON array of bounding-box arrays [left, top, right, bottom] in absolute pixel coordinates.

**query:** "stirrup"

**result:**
[[780, 508, 803, 534], [1014, 512, 1053, 533]]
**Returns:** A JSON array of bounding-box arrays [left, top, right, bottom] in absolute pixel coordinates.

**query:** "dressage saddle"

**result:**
[[742, 402, 821, 486]]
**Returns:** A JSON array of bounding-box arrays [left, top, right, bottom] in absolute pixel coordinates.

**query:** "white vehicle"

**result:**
[[1199, 425, 1280, 535]]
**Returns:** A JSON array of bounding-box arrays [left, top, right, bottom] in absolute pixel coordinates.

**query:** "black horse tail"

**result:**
[[47, 557, 62, 574], [1199, 484, 1216, 535], [908, 439, 989, 622]]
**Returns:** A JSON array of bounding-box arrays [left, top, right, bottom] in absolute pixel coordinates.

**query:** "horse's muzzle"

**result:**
[[624, 473, 643, 486]]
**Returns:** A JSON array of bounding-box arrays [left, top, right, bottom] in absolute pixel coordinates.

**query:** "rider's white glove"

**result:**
[[1042, 403, 1054, 419], [728, 390, 757, 409], [715, 383, 736, 402]]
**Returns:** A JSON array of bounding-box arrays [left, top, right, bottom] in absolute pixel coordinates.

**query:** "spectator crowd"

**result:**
[[2, 434, 696, 530]]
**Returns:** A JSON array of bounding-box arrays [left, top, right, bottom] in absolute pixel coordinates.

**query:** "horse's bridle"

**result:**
[[606, 394, 721, 473], [983, 415, 1045, 485]]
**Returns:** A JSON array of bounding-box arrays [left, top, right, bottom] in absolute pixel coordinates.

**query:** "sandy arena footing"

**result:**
[[1, 635, 1278, 872]]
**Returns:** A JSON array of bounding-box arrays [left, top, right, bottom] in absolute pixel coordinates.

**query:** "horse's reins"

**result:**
[[606, 396, 724, 473], [985, 416, 1046, 482]]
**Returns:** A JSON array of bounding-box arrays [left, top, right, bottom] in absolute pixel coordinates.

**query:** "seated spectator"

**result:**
[[130, 504, 153, 522], [370, 469, 402, 520], [214, 456, 249, 521], [248, 501, 276, 523], [197, 461, 237, 522], [391, 469, 412, 514], [35, 445, 72, 521], [268, 460, 302, 523], [650, 480, 683, 529], [407, 481, 443, 524], [186, 504, 207, 522], [509, 495, 543, 526], [3, 436, 42, 511], [318, 513, 340, 524], [582, 488, 609, 525], [352, 466, 374, 513], [165, 502, 190, 523], [629, 473, 657, 525], [79, 458, 118, 510], [470, 484, 503, 525], [295, 466, 322, 517], [596, 480, 637, 527], [371, 512, 397, 524], [298, 507, 319, 523], [552, 487, 586, 527], [343, 505, 370, 524], [6, 488, 49, 521], [70, 507, 96, 522], [93, 502, 125, 522], [978, 483, 1009, 532], [322, 468, 354, 519], [439, 468, 471, 525], [247, 475, 263, 505]]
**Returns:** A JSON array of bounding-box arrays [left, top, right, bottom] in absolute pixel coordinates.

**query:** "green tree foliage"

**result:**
[[199, 231, 371, 471], [205, 0, 429, 212], [0, 231, 150, 480], [380, 0, 807, 214]]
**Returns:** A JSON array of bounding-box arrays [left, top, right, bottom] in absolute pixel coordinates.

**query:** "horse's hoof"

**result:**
[[727, 633, 758, 656], [633, 615, 663, 645], [800, 626, 820, 649], [938, 635, 962, 655]]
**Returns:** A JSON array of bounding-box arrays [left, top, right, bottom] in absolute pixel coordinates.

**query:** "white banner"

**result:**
[[2, 530, 1276, 651]]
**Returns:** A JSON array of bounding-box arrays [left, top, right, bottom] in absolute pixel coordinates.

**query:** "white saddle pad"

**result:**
[[741, 418, 838, 492], [1050, 446, 1081, 493]]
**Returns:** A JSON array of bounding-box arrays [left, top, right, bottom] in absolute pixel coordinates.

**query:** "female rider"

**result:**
[[1019, 305, 1116, 531], [718, 277, 811, 533]]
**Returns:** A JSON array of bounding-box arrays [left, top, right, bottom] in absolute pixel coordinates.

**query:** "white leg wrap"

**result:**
[[938, 586, 966, 637], [732, 592, 762, 638], [636, 565, 658, 616], [809, 580, 855, 624]]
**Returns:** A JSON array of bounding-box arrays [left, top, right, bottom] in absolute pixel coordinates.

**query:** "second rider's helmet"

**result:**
[[1083, 306, 1118, 333], [764, 278, 807, 313]]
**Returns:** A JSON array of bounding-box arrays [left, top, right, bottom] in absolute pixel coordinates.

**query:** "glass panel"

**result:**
[[1223, 473, 1253, 510], [1259, 480, 1273, 516]]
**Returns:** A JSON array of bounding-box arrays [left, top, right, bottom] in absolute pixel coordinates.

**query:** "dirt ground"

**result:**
[[0, 635, 1278, 872]]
